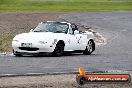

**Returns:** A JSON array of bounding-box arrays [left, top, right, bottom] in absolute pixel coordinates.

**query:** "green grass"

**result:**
[[0, 35, 14, 52], [0, 0, 132, 11]]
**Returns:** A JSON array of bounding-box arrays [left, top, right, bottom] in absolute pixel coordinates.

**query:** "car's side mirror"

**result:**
[[30, 29, 33, 32]]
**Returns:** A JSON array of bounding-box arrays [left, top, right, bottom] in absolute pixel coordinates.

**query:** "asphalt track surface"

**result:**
[[0, 11, 132, 75]]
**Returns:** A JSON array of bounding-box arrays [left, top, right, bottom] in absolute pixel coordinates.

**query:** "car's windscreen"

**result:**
[[33, 22, 69, 33]]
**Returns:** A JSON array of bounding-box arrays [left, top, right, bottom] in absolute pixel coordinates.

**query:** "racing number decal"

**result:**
[[77, 36, 82, 44]]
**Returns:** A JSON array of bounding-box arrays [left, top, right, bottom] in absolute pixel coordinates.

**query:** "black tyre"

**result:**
[[13, 50, 22, 57], [52, 42, 64, 57], [83, 40, 94, 55]]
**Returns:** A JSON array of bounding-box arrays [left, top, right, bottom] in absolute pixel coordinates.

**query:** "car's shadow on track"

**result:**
[[12, 53, 101, 58], [13, 53, 81, 57]]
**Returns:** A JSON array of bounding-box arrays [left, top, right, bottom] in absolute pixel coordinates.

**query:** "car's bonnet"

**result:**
[[14, 32, 65, 42]]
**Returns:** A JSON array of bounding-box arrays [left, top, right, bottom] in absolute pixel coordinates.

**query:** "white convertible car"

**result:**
[[12, 21, 95, 56]]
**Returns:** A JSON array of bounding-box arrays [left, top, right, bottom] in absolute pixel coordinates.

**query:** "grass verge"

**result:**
[[0, 0, 132, 11], [0, 34, 14, 52]]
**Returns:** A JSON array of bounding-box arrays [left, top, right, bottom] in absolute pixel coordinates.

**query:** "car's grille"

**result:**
[[19, 47, 39, 51]]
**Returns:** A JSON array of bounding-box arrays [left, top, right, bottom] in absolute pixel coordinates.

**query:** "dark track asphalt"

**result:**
[[0, 11, 132, 75]]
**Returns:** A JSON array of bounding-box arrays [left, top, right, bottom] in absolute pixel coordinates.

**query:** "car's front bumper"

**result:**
[[12, 41, 56, 53]]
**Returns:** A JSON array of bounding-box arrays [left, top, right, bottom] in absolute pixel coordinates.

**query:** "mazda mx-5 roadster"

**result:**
[[12, 21, 95, 56]]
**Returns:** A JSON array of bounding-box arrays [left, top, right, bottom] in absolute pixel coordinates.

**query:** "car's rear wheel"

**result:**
[[83, 40, 94, 55], [52, 42, 64, 57]]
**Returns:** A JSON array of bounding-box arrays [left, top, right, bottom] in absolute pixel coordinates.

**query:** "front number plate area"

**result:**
[[21, 43, 32, 47]]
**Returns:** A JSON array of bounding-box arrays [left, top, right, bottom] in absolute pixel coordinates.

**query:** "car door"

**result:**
[[64, 34, 77, 51], [74, 33, 83, 50], [74, 33, 87, 50], [64, 24, 87, 51], [65, 32, 88, 51]]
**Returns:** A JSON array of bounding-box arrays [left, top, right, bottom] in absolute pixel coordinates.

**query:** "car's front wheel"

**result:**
[[13, 50, 22, 57], [83, 40, 94, 55], [52, 42, 64, 57]]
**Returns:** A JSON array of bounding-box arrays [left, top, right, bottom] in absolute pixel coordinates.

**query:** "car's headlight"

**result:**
[[38, 41, 47, 44]]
